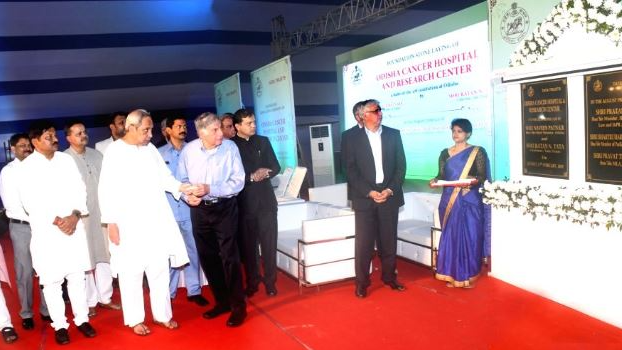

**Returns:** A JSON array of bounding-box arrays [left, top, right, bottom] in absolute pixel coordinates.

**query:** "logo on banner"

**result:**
[[501, 3, 530, 44], [255, 77, 263, 97], [351, 65, 363, 85], [527, 86, 534, 98], [593, 79, 603, 93]]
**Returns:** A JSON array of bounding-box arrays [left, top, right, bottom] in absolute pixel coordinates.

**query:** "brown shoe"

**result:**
[[98, 302, 122, 310]]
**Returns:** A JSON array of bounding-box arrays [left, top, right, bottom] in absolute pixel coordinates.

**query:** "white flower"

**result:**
[[596, 13, 608, 25], [581, 200, 592, 211], [606, 14, 617, 26], [588, 8, 598, 19], [587, 0, 604, 8], [528, 41, 537, 51], [588, 21, 598, 31]]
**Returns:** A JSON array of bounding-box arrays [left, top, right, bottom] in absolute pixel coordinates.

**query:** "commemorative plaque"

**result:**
[[585, 70, 622, 184], [521, 78, 569, 178]]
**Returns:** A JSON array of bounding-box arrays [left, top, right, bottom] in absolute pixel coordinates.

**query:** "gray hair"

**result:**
[[126, 109, 151, 129], [194, 112, 220, 130]]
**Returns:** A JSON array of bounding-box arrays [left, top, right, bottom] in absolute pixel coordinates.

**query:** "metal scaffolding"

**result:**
[[271, 0, 426, 58]]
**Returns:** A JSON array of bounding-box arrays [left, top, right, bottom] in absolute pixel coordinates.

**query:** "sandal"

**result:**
[[2, 327, 18, 344], [131, 323, 151, 336], [154, 319, 178, 330]]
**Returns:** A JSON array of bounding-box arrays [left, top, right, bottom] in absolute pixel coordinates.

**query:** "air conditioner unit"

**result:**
[[309, 124, 335, 187]]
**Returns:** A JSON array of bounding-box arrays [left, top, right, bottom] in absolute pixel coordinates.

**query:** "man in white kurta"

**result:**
[[95, 111, 126, 155], [64, 121, 121, 316], [98, 109, 190, 335], [18, 122, 96, 344]]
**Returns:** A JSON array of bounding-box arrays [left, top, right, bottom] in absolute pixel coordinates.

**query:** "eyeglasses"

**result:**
[[364, 107, 382, 115]]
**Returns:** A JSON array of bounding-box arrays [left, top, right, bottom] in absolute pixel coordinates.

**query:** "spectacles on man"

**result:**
[[364, 107, 382, 115]]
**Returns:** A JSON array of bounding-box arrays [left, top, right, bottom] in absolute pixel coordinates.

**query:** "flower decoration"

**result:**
[[510, 0, 622, 66], [481, 180, 622, 230]]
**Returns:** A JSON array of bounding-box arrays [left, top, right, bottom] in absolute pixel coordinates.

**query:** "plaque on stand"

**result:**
[[585, 70, 622, 185], [521, 78, 569, 179]]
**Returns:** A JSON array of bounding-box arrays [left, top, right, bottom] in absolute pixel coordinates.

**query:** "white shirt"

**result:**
[[18, 151, 90, 284], [95, 136, 114, 155], [98, 140, 189, 275], [0, 158, 29, 221], [365, 125, 384, 184]]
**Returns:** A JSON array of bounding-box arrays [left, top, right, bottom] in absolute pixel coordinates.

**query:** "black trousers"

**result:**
[[238, 210, 278, 288], [190, 197, 246, 311], [354, 202, 399, 287]]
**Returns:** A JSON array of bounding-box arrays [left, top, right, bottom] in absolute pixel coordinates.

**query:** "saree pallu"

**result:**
[[435, 147, 490, 287]]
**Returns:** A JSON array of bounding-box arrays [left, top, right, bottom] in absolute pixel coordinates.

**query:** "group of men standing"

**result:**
[[0, 107, 281, 344]]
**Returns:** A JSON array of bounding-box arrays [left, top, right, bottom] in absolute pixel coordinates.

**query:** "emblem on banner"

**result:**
[[593, 79, 603, 93], [500, 3, 530, 44], [527, 86, 534, 98], [351, 65, 362, 85], [255, 77, 263, 97]]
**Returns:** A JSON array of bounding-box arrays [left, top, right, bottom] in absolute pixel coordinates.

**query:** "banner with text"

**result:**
[[251, 56, 297, 171], [342, 21, 492, 180], [214, 73, 243, 115]]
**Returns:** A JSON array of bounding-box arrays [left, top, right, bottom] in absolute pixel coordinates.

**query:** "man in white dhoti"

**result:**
[[98, 109, 192, 336], [0, 133, 51, 330], [18, 121, 96, 345], [64, 121, 122, 317]]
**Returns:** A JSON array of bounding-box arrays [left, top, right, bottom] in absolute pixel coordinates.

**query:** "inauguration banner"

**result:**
[[342, 21, 492, 180], [214, 73, 243, 115], [251, 56, 297, 171]]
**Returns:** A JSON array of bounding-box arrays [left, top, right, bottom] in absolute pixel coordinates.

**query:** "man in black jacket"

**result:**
[[232, 109, 281, 297], [344, 99, 407, 298]]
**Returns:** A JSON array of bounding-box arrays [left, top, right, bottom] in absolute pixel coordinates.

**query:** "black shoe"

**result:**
[[21, 318, 34, 330], [40, 314, 52, 322], [77, 322, 96, 338], [245, 285, 259, 298], [384, 280, 406, 291], [355, 285, 367, 298], [54, 328, 70, 345], [1, 327, 18, 344], [226, 309, 247, 327], [265, 285, 278, 297], [202, 304, 231, 319], [187, 294, 209, 306]]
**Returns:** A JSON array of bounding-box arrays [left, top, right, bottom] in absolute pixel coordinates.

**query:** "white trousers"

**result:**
[[86, 262, 114, 306], [0, 288, 12, 329], [117, 258, 171, 327], [42, 271, 88, 330]]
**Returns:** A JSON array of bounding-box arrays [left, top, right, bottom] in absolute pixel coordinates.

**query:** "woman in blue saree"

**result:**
[[430, 119, 491, 288]]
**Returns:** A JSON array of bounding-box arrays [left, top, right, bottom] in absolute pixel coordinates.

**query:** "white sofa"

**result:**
[[396, 192, 441, 268], [276, 201, 355, 287]]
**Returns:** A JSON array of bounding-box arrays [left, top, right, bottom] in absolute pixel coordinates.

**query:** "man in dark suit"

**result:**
[[344, 99, 406, 298], [340, 101, 365, 197], [232, 108, 281, 297]]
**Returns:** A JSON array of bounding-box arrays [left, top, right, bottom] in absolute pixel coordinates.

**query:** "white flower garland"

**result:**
[[510, 0, 622, 67], [481, 180, 622, 230]]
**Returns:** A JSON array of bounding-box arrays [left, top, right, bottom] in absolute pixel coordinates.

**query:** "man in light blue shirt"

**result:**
[[177, 112, 247, 327], [158, 116, 209, 307]]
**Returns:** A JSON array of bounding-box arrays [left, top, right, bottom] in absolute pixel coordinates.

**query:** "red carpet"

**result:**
[[1, 234, 621, 350]]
